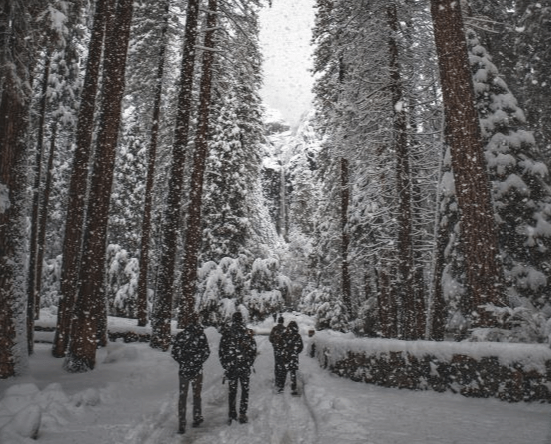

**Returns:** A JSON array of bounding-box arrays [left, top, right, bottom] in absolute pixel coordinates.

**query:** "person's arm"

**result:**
[[297, 336, 304, 354]]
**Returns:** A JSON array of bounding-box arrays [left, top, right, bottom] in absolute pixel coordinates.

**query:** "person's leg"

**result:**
[[178, 373, 190, 433], [275, 352, 286, 391], [273, 351, 279, 382], [192, 371, 204, 426], [238, 375, 250, 423], [290, 369, 298, 394], [228, 378, 238, 423]]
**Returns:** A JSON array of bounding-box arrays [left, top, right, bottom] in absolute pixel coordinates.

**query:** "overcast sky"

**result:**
[[258, 0, 315, 128]]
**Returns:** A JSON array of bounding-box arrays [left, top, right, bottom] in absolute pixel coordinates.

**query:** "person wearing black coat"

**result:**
[[282, 320, 303, 395], [269, 316, 286, 392], [171, 313, 210, 434], [218, 311, 257, 424]]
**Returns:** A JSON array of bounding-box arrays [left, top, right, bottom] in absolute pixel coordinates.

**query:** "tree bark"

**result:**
[[26, 50, 51, 354], [35, 123, 57, 321], [64, 0, 134, 372], [340, 157, 352, 315], [179, 0, 218, 328], [430, 0, 505, 327], [430, 212, 448, 340], [387, 3, 416, 339], [136, 0, 171, 328], [150, 0, 201, 350], [53, 0, 108, 358], [0, 0, 39, 379]]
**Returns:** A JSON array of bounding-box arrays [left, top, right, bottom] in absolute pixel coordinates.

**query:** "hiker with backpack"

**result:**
[[171, 312, 210, 434], [269, 316, 286, 392], [218, 311, 257, 424], [282, 320, 303, 395]]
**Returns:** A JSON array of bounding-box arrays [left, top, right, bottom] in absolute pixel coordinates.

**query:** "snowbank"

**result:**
[[311, 330, 551, 402]]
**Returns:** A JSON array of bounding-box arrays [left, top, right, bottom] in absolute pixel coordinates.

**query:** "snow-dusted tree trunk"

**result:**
[[0, 0, 39, 377], [64, 0, 134, 372], [179, 0, 218, 328], [26, 50, 51, 354], [430, 0, 506, 327], [340, 157, 352, 314], [53, 0, 108, 358], [150, 0, 201, 350], [387, 3, 416, 339], [35, 123, 57, 322], [136, 0, 170, 328]]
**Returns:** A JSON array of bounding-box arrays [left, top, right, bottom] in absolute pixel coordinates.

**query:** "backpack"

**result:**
[[171, 326, 210, 378], [269, 324, 285, 350], [219, 327, 257, 378]]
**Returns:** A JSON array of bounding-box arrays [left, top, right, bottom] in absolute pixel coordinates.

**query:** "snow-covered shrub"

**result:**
[[249, 257, 279, 292], [195, 257, 249, 326], [299, 285, 348, 331], [196, 261, 229, 326], [244, 289, 283, 322], [471, 301, 551, 343], [350, 296, 379, 337], [41, 255, 62, 308], [106, 244, 139, 318], [195, 256, 289, 325], [243, 257, 286, 320]]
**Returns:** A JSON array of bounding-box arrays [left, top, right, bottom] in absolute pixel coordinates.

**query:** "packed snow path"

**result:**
[[2, 317, 551, 443], [122, 330, 550, 444]]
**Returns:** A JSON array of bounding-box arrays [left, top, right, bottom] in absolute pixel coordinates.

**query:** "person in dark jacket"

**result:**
[[282, 320, 303, 395], [219, 311, 257, 424], [269, 316, 286, 392], [171, 312, 210, 434]]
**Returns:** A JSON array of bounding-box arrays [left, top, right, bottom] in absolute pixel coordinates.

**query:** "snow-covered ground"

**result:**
[[1, 313, 551, 444]]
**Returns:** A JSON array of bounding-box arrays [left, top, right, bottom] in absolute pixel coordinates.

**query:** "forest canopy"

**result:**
[[1, 0, 551, 378]]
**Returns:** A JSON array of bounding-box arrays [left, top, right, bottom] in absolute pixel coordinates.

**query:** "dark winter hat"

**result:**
[[232, 311, 244, 323], [278, 316, 284, 324]]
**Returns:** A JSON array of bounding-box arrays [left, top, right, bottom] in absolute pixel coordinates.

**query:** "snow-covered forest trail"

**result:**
[[111, 329, 551, 444], [2, 318, 551, 444]]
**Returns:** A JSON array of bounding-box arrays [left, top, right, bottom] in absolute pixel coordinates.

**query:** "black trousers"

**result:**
[[228, 375, 250, 418], [178, 370, 203, 431], [281, 368, 297, 391], [274, 352, 286, 389]]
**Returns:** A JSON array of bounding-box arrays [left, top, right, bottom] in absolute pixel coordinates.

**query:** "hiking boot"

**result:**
[[228, 414, 237, 425], [192, 417, 204, 428], [291, 390, 299, 396], [177, 426, 185, 434], [238, 414, 248, 424]]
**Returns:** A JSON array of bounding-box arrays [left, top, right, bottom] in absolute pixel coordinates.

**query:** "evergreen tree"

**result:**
[[109, 113, 147, 256], [431, 0, 506, 328], [65, 0, 135, 372], [53, 0, 108, 358], [150, 0, 201, 351], [0, 0, 41, 378]]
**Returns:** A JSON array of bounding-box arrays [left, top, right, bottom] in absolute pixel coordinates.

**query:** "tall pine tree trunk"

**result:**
[[387, 3, 415, 339], [53, 0, 108, 358], [430, 209, 448, 340], [26, 50, 51, 354], [150, 0, 201, 350], [340, 157, 352, 314], [136, 0, 171, 328], [179, 0, 218, 328], [0, 84, 28, 378], [35, 123, 58, 320], [64, 0, 134, 372], [0, 0, 37, 378], [430, 0, 505, 326]]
